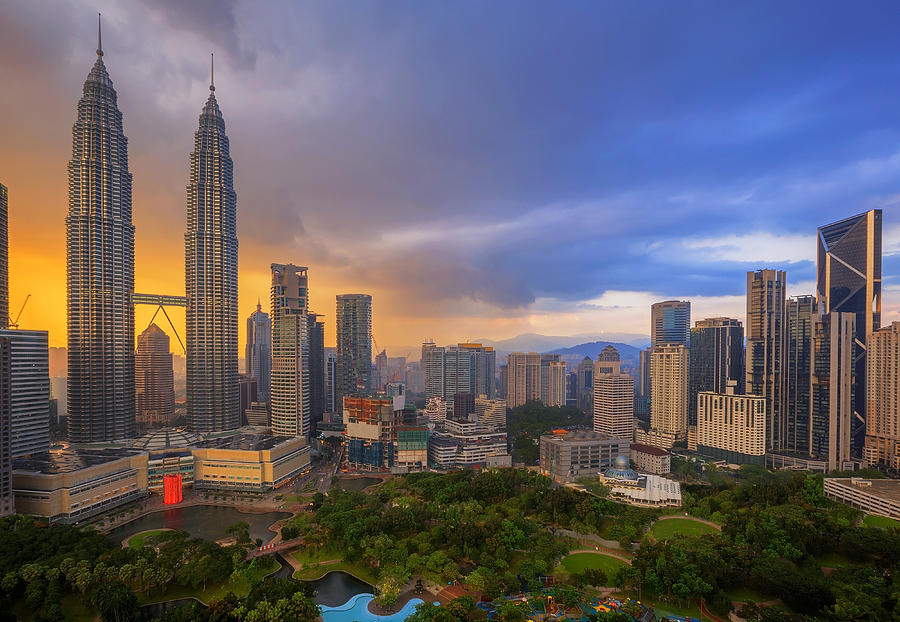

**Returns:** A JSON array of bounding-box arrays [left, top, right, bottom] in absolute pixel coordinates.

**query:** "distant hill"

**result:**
[[474, 332, 649, 356], [545, 341, 644, 368]]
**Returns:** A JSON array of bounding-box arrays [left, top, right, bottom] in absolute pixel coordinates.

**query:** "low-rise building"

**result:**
[[12, 448, 148, 523], [630, 443, 671, 474], [344, 397, 400, 470], [597, 456, 681, 507], [429, 418, 510, 469], [824, 477, 900, 520], [394, 426, 428, 472], [192, 434, 311, 492], [475, 396, 507, 428], [634, 428, 680, 450], [696, 382, 766, 465], [539, 430, 630, 483]]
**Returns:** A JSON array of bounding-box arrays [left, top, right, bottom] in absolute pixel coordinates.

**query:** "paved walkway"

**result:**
[[548, 527, 632, 552]]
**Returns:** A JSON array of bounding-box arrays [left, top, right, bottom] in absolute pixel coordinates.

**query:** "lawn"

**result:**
[[292, 560, 376, 585], [127, 529, 171, 548], [291, 545, 344, 565], [142, 555, 280, 605], [862, 514, 900, 530], [649, 518, 718, 540], [559, 552, 628, 575]]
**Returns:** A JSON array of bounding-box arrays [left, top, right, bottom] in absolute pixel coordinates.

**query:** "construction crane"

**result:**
[[7, 294, 30, 328]]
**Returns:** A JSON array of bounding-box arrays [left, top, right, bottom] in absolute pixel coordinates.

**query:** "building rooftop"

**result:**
[[131, 428, 202, 450], [541, 430, 620, 444], [630, 443, 670, 457], [826, 477, 900, 504], [13, 447, 143, 475], [197, 433, 300, 451]]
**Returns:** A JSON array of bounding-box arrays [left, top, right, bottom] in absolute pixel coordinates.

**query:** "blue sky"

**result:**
[[1, 1, 898, 348]]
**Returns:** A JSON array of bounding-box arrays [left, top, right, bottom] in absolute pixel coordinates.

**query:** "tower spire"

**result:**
[[97, 13, 103, 57], [210, 53, 215, 92]]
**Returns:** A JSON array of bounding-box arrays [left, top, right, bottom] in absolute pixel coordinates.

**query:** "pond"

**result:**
[[107, 505, 290, 545], [321, 593, 427, 622], [307, 570, 373, 606], [332, 476, 382, 492]]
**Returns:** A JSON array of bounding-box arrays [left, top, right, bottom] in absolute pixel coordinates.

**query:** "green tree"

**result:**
[[93, 581, 139, 622]]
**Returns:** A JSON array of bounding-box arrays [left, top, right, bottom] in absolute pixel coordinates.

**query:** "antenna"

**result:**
[[97, 13, 103, 57], [210, 53, 215, 91]]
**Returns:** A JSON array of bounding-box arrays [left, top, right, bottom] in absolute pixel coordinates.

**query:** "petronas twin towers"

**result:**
[[67, 20, 239, 441]]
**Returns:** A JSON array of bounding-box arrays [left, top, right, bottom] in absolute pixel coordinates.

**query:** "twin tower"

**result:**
[[66, 19, 238, 442]]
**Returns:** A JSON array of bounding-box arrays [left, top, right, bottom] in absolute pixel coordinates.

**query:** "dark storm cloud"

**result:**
[[3, 0, 900, 330]]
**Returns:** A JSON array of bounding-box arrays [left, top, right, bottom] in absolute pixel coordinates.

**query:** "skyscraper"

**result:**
[[576, 356, 593, 413], [335, 294, 372, 406], [423, 343, 497, 405], [810, 312, 856, 471], [307, 313, 325, 428], [0, 183, 7, 327], [651, 301, 691, 347], [135, 324, 175, 429], [270, 264, 309, 437], [785, 295, 815, 454], [185, 56, 239, 433], [245, 301, 271, 403], [325, 348, 337, 414], [67, 24, 135, 442], [864, 321, 900, 469], [0, 329, 50, 458], [542, 359, 567, 407], [688, 318, 744, 426], [817, 209, 882, 448], [746, 269, 786, 450], [649, 343, 688, 441], [593, 346, 634, 439], [506, 352, 541, 408]]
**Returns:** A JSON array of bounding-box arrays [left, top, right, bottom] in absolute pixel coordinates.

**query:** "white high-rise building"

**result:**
[[593, 346, 634, 440], [270, 264, 310, 437], [185, 56, 239, 434], [66, 22, 135, 442], [697, 383, 765, 464], [650, 344, 688, 440]]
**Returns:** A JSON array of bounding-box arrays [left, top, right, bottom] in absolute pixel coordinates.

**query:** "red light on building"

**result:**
[[163, 474, 183, 505]]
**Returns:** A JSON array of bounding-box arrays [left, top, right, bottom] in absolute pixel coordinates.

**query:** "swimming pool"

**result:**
[[321, 593, 429, 622]]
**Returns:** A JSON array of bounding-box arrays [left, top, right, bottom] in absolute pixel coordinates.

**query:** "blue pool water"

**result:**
[[321, 593, 430, 622]]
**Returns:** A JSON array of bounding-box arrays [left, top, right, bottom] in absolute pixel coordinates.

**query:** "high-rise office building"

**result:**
[[746, 269, 786, 450], [638, 348, 651, 398], [650, 344, 688, 440], [651, 301, 691, 347], [499, 364, 508, 403], [864, 322, 900, 469], [374, 349, 388, 394], [67, 29, 135, 442], [785, 295, 815, 454], [817, 210, 882, 449], [689, 318, 743, 427], [0, 183, 7, 327], [238, 375, 258, 425], [335, 294, 372, 405], [422, 343, 495, 404], [245, 302, 271, 403], [0, 336, 12, 516], [593, 346, 634, 439], [0, 329, 50, 458], [810, 312, 856, 471], [185, 58, 239, 433], [576, 356, 593, 412], [270, 264, 310, 437], [307, 313, 325, 428], [135, 324, 175, 429], [506, 352, 541, 408], [325, 348, 337, 413], [453, 392, 476, 419]]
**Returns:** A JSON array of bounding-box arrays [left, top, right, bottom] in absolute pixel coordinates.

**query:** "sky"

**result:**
[[1, 1, 899, 355]]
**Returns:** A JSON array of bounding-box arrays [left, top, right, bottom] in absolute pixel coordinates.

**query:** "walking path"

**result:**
[[548, 527, 632, 552]]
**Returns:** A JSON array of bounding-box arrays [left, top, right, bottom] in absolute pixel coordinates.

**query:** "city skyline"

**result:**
[[2, 3, 900, 355]]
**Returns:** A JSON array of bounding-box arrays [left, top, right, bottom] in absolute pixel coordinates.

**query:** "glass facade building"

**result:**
[[688, 318, 744, 427]]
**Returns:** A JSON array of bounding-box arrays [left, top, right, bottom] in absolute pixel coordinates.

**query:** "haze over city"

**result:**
[[2, 1, 900, 353]]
